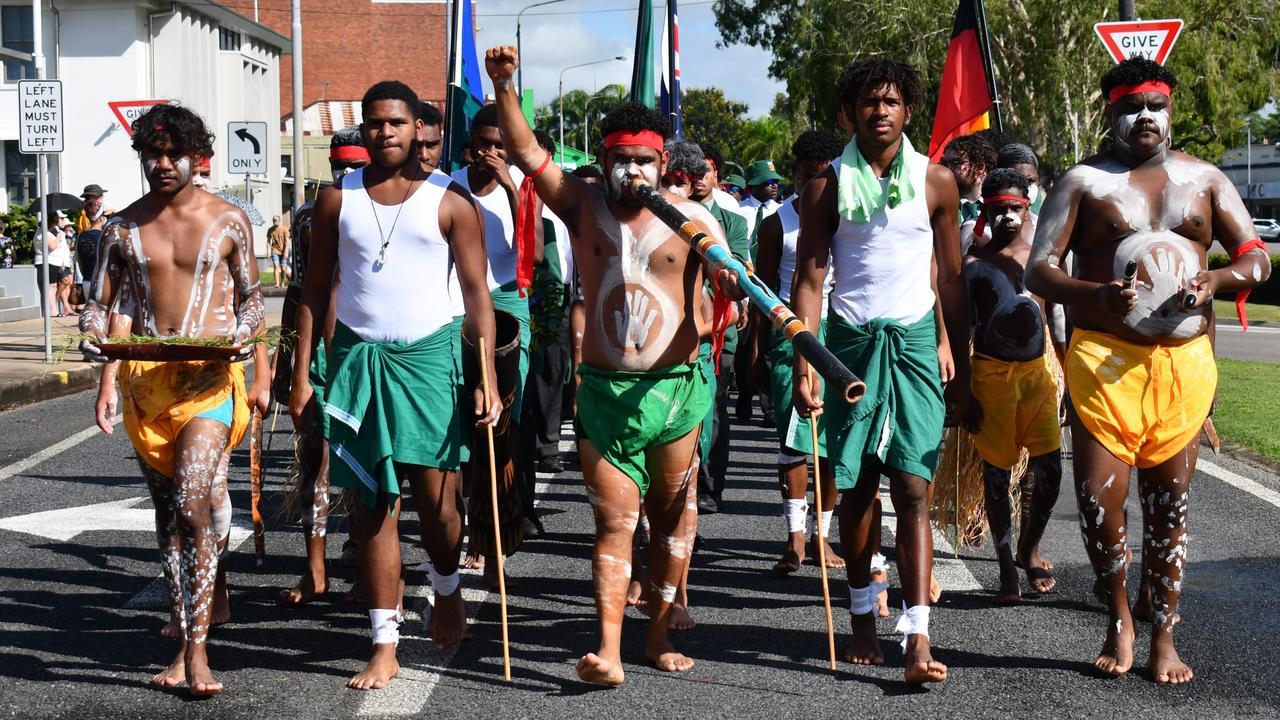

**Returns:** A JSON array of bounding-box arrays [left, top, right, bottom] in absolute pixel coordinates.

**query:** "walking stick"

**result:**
[[807, 355, 837, 671], [479, 337, 512, 681], [250, 405, 266, 561], [267, 400, 280, 454]]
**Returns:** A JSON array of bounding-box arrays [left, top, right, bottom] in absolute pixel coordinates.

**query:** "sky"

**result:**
[[471, 0, 785, 117]]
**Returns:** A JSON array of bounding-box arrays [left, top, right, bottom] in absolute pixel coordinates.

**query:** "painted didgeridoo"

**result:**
[[628, 179, 866, 403]]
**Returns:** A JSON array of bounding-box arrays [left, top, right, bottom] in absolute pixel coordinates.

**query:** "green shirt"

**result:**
[[705, 201, 750, 354]]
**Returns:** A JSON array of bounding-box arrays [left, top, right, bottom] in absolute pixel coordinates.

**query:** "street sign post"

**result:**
[[108, 99, 168, 136], [227, 121, 269, 175], [1094, 19, 1184, 65], [18, 80, 63, 153]]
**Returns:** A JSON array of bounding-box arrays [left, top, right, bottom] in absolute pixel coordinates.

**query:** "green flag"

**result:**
[[629, 0, 656, 108]]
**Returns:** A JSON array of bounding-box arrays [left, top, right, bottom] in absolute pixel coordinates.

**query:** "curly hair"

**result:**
[[792, 129, 845, 163], [471, 102, 500, 130], [943, 134, 998, 173], [981, 167, 1030, 198], [697, 141, 725, 178], [996, 142, 1038, 169], [1100, 57, 1178, 101], [361, 80, 420, 119], [330, 125, 363, 150], [533, 129, 557, 155], [131, 104, 214, 161], [664, 139, 708, 177], [418, 100, 443, 128], [599, 101, 671, 141], [836, 58, 923, 110]]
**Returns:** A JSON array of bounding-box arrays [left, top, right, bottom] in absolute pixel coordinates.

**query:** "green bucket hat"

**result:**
[[745, 160, 784, 186], [722, 173, 747, 189]]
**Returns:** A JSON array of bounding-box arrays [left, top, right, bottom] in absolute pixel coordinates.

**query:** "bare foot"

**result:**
[[1017, 550, 1056, 594], [668, 604, 696, 631], [462, 551, 484, 570], [150, 652, 184, 687], [343, 576, 367, 605], [185, 654, 223, 698], [428, 587, 468, 650], [1150, 637, 1194, 684], [993, 563, 1022, 605], [772, 537, 804, 574], [575, 652, 624, 685], [871, 570, 890, 618], [809, 535, 845, 569], [645, 637, 695, 673], [1015, 548, 1055, 572], [279, 574, 328, 605], [842, 612, 884, 665], [1095, 618, 1135, 676], [347, 644, 400, 690], [903, 634, 947, 684], [160, 616, 182, 639], [929, 574, 942, 604]]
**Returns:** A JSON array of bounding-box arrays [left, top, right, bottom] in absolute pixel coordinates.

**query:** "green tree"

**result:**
[[681, 86, 749, 161], [715, 0, 1280, 174], [535, 84, 627, 159]]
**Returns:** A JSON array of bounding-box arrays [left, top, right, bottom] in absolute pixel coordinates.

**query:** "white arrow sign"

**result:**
[[0, 496, 155, 541], [227, 120, 269, 175]]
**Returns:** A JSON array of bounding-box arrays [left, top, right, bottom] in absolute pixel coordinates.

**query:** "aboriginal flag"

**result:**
[[927, 0, 994, 161]]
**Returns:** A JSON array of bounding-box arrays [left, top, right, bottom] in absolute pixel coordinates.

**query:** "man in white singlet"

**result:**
[[290, 81, 501, 691], [792, 58, 969, 685]]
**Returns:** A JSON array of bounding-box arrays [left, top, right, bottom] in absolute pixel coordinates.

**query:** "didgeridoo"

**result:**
[[628, 179, 865, 403]]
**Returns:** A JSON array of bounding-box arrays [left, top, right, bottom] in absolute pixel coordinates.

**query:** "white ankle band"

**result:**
[[370, 608, 401, 646], [427, 564, 461, 597], [895, 603, 930, 651], [818, 510, 833, 539], [869, 552, 888, 574], [784, 499, 809, 534]]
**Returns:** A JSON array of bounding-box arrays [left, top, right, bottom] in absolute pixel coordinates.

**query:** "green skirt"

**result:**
[[768, 320, 828, 458]]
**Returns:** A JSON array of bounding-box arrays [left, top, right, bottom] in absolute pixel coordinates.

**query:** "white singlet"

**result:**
[[335, 168, 453, 343], [450, 164, 526, 291], [776, 196, 832, 314], [828, 149, 935, 326]]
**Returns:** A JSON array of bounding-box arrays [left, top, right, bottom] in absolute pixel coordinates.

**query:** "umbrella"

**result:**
[[213, 189, 266, 226], [28, 193, 82, 217]]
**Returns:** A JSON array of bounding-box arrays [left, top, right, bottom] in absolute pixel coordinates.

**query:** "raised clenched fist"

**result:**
[[485, 46, 519, 86]]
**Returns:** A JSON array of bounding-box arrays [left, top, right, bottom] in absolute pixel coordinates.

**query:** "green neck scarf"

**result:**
[[837, 135, 918, 224]]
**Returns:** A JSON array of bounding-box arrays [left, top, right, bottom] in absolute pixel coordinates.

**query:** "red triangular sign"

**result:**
[[108, 99, 168, 137], [1094, 19, 1184, 65]]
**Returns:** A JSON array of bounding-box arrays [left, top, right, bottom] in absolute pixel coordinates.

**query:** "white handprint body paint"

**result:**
[[1113, 231, 1203, 339], [594, 216, 683, 370]]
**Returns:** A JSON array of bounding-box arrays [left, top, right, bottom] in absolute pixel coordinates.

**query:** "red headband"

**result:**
[[983, 194, 1029, 207], [603, 130, 665, 153], [1108, 81, 1173, 104], [331, 145, 371, 162], [662, 171, 691, 185]]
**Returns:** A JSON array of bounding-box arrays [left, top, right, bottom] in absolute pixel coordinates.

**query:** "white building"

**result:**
[[0, 0, 287, 255]]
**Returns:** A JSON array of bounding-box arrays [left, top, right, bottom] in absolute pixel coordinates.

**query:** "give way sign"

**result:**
[[1094, 19, 1184, 65]]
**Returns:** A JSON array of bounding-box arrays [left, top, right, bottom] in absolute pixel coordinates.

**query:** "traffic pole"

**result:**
[[1119, 0, 1135, 20], [290, 0, 304, 209], [33, 0, 50, 362]]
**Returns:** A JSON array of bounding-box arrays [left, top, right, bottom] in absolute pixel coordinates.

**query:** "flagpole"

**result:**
[[665, 0, 677, 135], [974, 0, 1004, 134], [444, 0, 462, 171]]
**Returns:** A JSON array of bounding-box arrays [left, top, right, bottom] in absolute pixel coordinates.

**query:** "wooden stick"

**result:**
[[249, 405, 266, 560], [266, 399, 280, 454], [478, 337, 512, 681], [806, 323, 837, 671]]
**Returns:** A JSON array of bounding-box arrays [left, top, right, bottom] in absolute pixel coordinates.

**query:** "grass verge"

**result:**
[[1213, 300, 1280, 324], [1214, 358, 1280, 462]]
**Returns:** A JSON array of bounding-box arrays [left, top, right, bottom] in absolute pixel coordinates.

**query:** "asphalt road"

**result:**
[[1213, 322, 1280, 363], [2, 387, 1280, 719]]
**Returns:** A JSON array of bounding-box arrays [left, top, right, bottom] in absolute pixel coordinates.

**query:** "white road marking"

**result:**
[[0, 496, 154, 541], [1214, 324, 1280, 334], [0, 416, 121, 484], [1197, 457, 1280, 511], [878, 481, 984, 592]]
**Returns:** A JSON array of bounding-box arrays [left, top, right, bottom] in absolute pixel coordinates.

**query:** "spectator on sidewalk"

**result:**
[[268, 215, 289, 288], [42, 213, 75, 317], [0, 220, 13, 268], [75, 184, 115, 234]]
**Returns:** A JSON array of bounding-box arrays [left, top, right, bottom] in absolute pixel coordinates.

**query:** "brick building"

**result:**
[[217, 0, 448, 129]]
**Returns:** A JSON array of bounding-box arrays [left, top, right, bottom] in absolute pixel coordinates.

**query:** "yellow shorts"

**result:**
[[970, 353, 1062, 470], [120, 360, 250, 478], [1067, 330, 1215, 469]]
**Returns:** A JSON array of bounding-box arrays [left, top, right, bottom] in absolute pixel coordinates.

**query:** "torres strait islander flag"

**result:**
[[927, 0, 994, 162]]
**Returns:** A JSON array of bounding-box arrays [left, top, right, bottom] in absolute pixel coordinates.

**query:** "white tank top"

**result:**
[[829, 149, 935, 326], [450, 164, 526, 290], [335, 167, 453, 343], [776, 196, 832, 315]]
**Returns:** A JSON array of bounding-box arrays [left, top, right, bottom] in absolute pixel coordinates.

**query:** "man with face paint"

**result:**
[[274, 125, 371, 606], [290, 80, 502, 691], [960, 168, 1062, 604], [791, 58, 969, 685], [754, 128, 847, 574], [941, 135, 997, 225], [486, 45, 742, 685], [80, 104, 270, 697], [1026, 58, 1271, 685]]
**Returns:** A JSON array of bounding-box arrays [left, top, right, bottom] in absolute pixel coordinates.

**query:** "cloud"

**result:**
[[471, 0, 783, 116]]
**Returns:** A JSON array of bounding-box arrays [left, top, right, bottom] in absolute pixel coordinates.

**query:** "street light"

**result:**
[[516, 0, 566, 97], [559, 56, 625, 166]]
